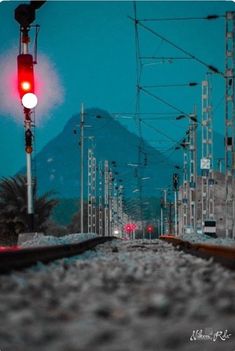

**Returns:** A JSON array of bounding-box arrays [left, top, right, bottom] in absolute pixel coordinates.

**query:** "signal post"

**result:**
[[15, 2, 45, 231]]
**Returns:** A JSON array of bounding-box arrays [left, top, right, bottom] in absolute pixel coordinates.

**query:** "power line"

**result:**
[[140, 56, 193, 60], [111, 112, 183, 115], [141, 119, 178, 143], [138, 15, 224, 22], [142, 82, 199, 88], [139, 86, 191, 118], [128, 17, 224, 76]]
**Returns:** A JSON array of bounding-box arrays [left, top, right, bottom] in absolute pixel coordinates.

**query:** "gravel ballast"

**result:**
[[0, 239, 235, 351]]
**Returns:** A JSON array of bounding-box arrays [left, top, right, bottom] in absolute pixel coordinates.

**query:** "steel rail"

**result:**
[[0, 237, 116, 274], [160, 235, 235, 270]]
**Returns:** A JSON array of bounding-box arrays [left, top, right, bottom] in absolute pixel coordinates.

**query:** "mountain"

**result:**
[[25, 108, 174, 199]]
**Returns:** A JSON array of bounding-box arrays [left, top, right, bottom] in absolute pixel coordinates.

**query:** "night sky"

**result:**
[[0, 0, 234, 177]]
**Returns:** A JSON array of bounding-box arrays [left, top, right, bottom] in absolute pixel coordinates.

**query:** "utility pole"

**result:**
[[117, 184, 124, 237], [160, 197, 164, 235], [173, 173, 179, 236], [225, 12, 235, 238], [201, 75, 215, 234], [80, 103, 84, 233], [104, 160, 109, 236], [87, 147, 96, 233], [108, 169, 113, 236], [163, 189, 168, 234], [182, 136, 189, 234], [112, 180, 119, 234], [169, 202, 173, 234], [189, 110, 198, 234], [98, 161, 103, 236]]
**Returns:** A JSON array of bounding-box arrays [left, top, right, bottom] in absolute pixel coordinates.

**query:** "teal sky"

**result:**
[[0, 0, 234, 176]]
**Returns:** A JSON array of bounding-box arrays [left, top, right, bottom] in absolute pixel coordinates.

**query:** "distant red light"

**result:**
[[124, 223, 137, 234], [147, 225, 153, 233]]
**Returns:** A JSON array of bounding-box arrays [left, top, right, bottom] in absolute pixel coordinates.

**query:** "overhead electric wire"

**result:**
[[111, 113, 188, 121], [142, 82, 199, 88], [139, 86, 191, 118], [140, 56, 193, 60], [138, 14, 224, 22], [128, 16, 224, 76], [141, 119, 178, 143]]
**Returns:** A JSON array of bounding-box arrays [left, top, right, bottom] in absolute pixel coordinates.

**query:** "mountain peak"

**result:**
[[22, 108, 173, 198]]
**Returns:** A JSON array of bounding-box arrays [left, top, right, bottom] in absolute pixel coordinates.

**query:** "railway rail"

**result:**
[[0, 236, 116, 274], [1, 234, 235, 275], [160, 235, 235, 270]]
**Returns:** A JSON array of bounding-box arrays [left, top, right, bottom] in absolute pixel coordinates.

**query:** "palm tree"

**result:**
[[0, 175, 58, 245]]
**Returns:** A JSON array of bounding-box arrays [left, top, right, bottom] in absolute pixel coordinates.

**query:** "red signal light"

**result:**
[[21, 81, 31, 92], [17, 54, 35, 98], [147, 225, 153, 233], [124, 223, 132, 234], [124, 223, 137, 234]]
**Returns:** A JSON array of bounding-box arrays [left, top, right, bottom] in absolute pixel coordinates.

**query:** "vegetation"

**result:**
[[0, 175, 160, 245], [0, 175, 58, 245]]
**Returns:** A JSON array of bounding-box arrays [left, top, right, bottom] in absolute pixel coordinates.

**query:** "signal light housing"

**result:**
[[25, 129, 33, 154], [17, 54, 38, 109], [17, 54, 35, 97]]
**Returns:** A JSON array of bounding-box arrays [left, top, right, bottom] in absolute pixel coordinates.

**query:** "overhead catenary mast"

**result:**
[[98, 161, 103, 236], [87, 147, 96, 234], [117, 184, 124, 237], [182, 136, 189, 234], [201, 74, 215, 234], [225, 12, 235, 238], [104, 160, 109, 236], [80, 103, 85, 234], [189, 110, 198, 234]]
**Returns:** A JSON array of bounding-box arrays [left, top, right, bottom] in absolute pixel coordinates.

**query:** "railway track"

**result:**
[[1, 234, 234, 275], [160, 235, 235, 270], [0, 236, 116, 274]]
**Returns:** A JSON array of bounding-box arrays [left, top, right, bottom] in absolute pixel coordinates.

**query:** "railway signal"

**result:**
[[124, 223, 132, 234], [17, 54, 38, 109], [124, 223, 137, 238], [14, 1, 46, 232], [147, 224, 153, 239]]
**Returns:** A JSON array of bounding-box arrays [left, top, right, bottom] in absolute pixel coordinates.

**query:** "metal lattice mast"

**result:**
[[182, 137, 189, 233], [98, 161, 103, 236], [225, 12, 235, 238], [88, 149, 93, 234], [104, 160, 109, 236], [117, 185, 124, 236], [108, 169, 113, 236], [80, 103, 85, 234], [88, 147, 96, 233], [189, 112, 198, 233], [112, 180, 119, 233], [92, 155, 97, 233], [201, 75, 215, 231]]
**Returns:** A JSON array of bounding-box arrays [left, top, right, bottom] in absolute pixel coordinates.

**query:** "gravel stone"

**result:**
[[0, 239, 235, 351]]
